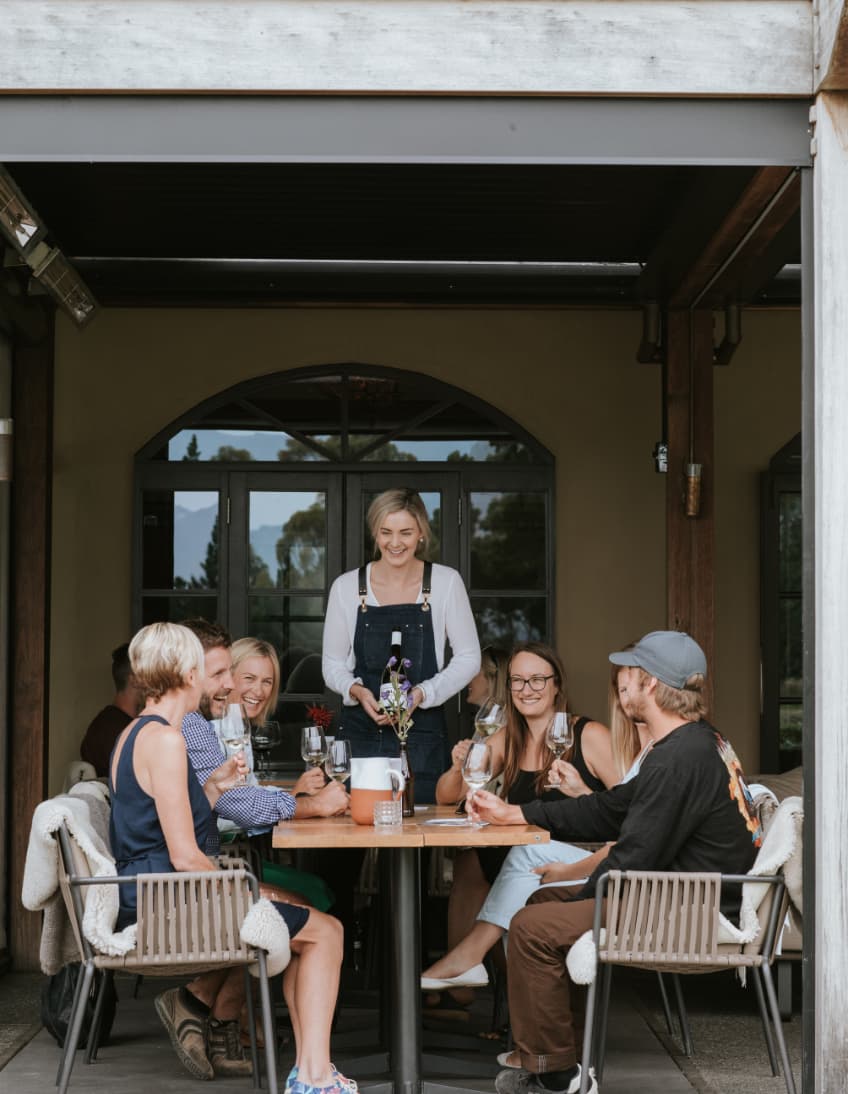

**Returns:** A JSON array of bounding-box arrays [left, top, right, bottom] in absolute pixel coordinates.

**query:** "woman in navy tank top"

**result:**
[[111, 623, 357, 1094]]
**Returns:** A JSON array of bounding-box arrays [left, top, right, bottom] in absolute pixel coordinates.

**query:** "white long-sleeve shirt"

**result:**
[[322, 562, 481, 710]]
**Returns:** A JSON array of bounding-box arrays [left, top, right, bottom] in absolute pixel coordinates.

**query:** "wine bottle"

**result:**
[[400, 741, 415, 817], [390, 629, 403, 667]]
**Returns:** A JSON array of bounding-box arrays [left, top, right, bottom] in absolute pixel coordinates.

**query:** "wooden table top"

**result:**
[[271, 804, 551, 849]]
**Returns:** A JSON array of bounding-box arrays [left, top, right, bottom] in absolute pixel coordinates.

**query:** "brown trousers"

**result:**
[[507, 886, 598, 1074]]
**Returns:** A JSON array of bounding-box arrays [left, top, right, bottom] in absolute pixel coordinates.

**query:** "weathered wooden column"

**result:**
[[809, 90, 848, 1094], [10, 317, 54, 969], [665, 309, 715, 710]]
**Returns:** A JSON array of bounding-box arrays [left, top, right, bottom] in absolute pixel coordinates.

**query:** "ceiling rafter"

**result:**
[[667, 167, 800, 309]]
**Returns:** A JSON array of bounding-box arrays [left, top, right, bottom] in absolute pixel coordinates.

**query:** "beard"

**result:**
[[621, 689, 648, 723], [199, 691, 227, 721]]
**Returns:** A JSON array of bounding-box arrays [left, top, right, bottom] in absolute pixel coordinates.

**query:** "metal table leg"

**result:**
[[389, 846, 423, 1094]]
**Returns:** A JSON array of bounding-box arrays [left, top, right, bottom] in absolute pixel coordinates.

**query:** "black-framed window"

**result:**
[[134, 365, 554, 767], [760, 433, 802, 773]]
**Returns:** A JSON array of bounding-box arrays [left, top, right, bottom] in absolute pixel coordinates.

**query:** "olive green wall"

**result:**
[[49, 306, 800, 793], [713, 310, 801, 768]]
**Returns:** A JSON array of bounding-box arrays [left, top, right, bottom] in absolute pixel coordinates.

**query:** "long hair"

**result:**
[[608, 660, 643, 779], [480, 645, 510, 707], [367, 488, 432, 559], [500, 641, 569, 798], [230, 637, 281, 724]]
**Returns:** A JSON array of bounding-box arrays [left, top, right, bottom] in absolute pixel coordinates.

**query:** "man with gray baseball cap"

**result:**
[[471, 630, 761, 1094], [608, 629, 707, 688]]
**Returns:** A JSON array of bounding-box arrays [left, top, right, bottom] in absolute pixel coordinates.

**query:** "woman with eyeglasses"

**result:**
[[424, 642, 617, 996], [322, 488, 480, 803], [421, 647, 649, 1015]]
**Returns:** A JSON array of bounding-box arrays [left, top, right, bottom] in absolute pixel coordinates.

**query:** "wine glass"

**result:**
[[221, 703, 252, 786], [545, 712, 574, 787], [462, 740, 493, 826], [473, 696, 507, 740], [252, 719, 281, 774], [325, 739, 352, 784], [301, 725, 328, 769]]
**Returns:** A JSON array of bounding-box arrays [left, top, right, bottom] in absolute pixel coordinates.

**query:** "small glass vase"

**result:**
[[399, 740, 415, 818]]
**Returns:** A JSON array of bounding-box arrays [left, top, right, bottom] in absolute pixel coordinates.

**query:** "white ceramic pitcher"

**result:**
[[350, 757, 405, 825]]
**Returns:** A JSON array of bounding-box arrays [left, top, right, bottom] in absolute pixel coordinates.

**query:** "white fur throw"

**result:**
[[716, 795, 803, 944], [22, 783, 138, 973], [24, 786, 293, 978], [565, 795, 803, 986], [567, 929, 604, 985], [239, 898, 291, 977]]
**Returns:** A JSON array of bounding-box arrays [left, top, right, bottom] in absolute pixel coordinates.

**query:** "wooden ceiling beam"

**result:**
[[668, 167, 800, 309]]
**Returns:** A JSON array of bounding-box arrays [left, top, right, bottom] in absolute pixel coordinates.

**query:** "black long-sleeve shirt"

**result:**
[[521, 720, 761, 919]]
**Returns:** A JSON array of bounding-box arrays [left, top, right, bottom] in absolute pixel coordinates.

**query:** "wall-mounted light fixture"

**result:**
[[27, 242, 97, 326], [0, 165, 97, 326], [0, 418, 12, 482], [0, 167, 45, 256]]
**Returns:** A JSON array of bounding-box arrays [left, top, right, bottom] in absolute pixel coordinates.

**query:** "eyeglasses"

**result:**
[[508, 674, 555, 693]]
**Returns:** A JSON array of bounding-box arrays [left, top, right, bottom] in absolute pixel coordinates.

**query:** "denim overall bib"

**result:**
[[340, 561, 447, 803]]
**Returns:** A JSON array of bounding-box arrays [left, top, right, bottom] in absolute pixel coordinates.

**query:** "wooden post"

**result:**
[[665, 309, 715, 711], [9, 317, 53, 970], [810, 90, 848, 1094]]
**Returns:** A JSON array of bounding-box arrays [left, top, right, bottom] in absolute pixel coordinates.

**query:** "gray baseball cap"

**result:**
[[609, 631, 707, 688]]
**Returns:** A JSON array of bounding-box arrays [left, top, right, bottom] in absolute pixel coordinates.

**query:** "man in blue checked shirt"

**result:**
[[154, 618, 348, 1081], [181, 619, 347, 853]]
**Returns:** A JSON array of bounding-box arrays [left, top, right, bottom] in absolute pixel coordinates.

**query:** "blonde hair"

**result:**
[[648, 670, 708, 720], [480, 646, 510, 707], [367, 489, 432, 559], [129, 623, 204, 702], [231, 638, 281, 724], [608, 661, 643, 780]]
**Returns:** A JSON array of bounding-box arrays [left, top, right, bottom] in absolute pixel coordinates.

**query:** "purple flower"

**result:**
[[387, 655, 398, 668], [402, 658, 412, 668]]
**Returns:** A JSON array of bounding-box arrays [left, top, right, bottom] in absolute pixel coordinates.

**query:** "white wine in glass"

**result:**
[[325, 739, 352, 784], [462, 740, 493, 826], [301, 725, 328, 769], [221, 703, 252, 785], [473, 696, 507, 740], [545, 713, 574, 786]]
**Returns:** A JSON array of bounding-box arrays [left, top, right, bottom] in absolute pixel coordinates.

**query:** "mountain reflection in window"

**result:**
[[157, 368, 543, 465]]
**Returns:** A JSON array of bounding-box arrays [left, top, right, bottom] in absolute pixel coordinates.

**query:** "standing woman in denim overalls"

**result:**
[[322, 489, 481, 803]]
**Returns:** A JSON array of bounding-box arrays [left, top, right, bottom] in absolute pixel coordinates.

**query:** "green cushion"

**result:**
[[261, 861, 335, 912]]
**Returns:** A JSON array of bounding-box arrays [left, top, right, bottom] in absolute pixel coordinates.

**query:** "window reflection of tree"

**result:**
[[275, 501, 326, 590], [173, 515, 272, 591], [470, 493, 545, 590], [277, 436, 415, 462]]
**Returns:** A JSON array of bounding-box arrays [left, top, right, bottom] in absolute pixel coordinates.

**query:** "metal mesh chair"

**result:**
[[579, 868, 796, 1094], [55, 822, 279, 1094]]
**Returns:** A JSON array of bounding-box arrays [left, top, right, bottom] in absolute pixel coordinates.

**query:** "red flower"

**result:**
[[305, 703, 333, 730]]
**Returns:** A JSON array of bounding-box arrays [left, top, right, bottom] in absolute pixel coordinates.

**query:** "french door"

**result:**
[[135, 463, 552, 766]]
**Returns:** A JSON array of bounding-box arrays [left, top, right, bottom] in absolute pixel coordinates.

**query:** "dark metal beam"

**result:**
[[0, 97, 813, 166]]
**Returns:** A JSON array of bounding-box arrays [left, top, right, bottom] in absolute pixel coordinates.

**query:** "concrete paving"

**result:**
[[0, 973, 694, 1094]]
